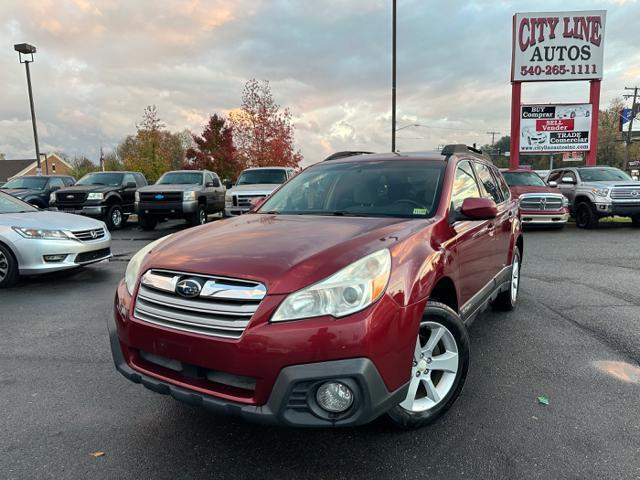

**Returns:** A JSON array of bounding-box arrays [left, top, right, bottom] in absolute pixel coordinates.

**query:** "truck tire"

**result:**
[[632, 215, 640, 228], [387, 301, 469, 429], [138, 215, 157, 231], [189, 205, 207, 226], [0, 243, 19, 288], [106, 204, 125, 230], [575, 202, 598, 229]]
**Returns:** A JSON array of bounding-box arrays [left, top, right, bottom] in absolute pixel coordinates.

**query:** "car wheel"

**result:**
[[138, 215, 157, 231], [387, 302, 469, 429], [631, 215, 640, 228], [106, 204, 124, 230], [0, 243, 19, 288], [491, 248, 521, 311], [575, 202, 598, 229], [189, 205, 207, 226]]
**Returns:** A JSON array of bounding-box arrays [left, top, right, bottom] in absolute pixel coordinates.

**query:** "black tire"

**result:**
[[491, 248, 521, 311], [575, 202, 599, 229], [138, 215, 157, 231], [631, 215, 640, 228], [387, 301, 470, 429], [189, 205, 207, 226], [105, 204, 125, 230], [0, 243, 19, 288]]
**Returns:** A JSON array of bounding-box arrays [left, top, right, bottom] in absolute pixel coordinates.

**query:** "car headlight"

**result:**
[[271, 249, 391, 322], [562, 196, 569, 208], [183, 191, 197, 201], [87, 192, 104, 200], [225, 193, 233, 204], [49, 192, 56, 203], [12, 227, 71, 240], [124, 236, 171, 295], [592, 188, 609, 197], [135, 191, 140, 202]]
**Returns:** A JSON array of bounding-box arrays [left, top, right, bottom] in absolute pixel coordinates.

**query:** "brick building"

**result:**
[[0, 153, 74, 182]]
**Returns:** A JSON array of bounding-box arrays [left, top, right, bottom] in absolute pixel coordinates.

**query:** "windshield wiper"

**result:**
[[261, 210, 280, 215]]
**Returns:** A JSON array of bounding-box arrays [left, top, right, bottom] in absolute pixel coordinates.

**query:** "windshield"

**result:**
[[0, 192, 37, 213], [502, 171, 546, 187], [578, 168, 632, 182], [258, 160, 444, 218], [77, 172, 124, 186], [2, 177, 48, 190], [237, 169, 287, 185], [156, 172, 202, 185]]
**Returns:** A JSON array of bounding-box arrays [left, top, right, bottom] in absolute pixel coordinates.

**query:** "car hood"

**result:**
[[228, 183, 280, 195], [509, 185, 560, 198], [0, 211, 106, 230], [144, 214, 428, 294], [1, 188, 41, 198], [138, 184, 200, 193], [57, 185, 118, 194]]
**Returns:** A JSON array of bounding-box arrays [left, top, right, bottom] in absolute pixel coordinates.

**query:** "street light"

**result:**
[[14, 42, 41, 176]]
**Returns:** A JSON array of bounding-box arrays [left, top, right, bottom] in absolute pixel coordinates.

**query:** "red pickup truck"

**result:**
[[502, 169, 569, 228], [109, 146, 523, 429]]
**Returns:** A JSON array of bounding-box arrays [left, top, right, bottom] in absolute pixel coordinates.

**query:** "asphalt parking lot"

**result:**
[[1, 219, 639, 480]]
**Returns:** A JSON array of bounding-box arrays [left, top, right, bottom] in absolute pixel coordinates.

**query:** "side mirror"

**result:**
[[249, 196, 266, 212], [50, 185, 61, 192], [561, 176, 576, 184], [460, 197, 497, 220], [224, 180, 234, 189], [548, 180, 558, 188], [205, 182, 215, 188], [125, 181, 137, 189]]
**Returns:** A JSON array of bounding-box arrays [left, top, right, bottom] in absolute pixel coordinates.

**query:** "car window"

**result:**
[[451, 161, 481, 211], [123, 174, 136, 186], [547, 171, 563, 182], [63, 177, 75, 186], [561, 171, 577, 183], [493, 169, 511, 201], [474, 162, 503, 204], [48, 178, 65, 189], [237, 169, 288, 185], [0, 191, 37, 213], [206, 173, 220, 187], [577, 168, 632, 182], [134, 173, 147, 186]]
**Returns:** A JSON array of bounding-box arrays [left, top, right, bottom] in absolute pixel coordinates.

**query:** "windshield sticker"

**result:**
[[413, 208, 427, 215]]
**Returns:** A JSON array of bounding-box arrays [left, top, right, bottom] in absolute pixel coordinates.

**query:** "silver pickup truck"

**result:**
[[135, 170, 225, 230], [224, 167, 295, 216], [548, 166, 640, 228]]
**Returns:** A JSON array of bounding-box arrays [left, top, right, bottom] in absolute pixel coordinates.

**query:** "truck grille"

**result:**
[[56, 192, 87, 203], [134, 269, 267, 339], [139, 192, 183, 202], [519, 194, 564, 211], [72, 228, 106, 241], [233, 194, 266, 208], [610, 187, 640, 201]]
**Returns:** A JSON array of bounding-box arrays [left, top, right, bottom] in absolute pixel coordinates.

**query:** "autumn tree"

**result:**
[[118, 105, 185, 182], [69, 155, 99, 180], [184, 114, 241, 180], [229, 79, 302, 169]]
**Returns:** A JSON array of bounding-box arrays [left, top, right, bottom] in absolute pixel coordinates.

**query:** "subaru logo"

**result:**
[[155, 194, 165, 200], [175, 278, 202, 298]]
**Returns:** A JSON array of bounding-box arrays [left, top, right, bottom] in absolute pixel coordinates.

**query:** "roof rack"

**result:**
[[323, 151, 375, 161], [440, 144, 492, 162]]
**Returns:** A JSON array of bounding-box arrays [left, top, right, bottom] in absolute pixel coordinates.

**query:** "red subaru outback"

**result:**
[[109, 145, 523, 429]]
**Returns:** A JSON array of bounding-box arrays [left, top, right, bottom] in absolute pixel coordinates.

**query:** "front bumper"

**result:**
[[53, 204, 106, 217], [520, 210, 570, 225], [110, 280, 418, 427], [136, 200, 198, 217], [594, 202, 640, 217], [14, 234, 112, 275]]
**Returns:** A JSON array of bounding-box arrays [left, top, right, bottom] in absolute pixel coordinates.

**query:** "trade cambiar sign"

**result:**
[[520, 104, 592, 152], [512, 11, 606, 82]]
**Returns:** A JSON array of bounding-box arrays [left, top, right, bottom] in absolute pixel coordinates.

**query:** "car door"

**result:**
[[556, 170, 577, 205], [122, 173, 137, 212], [204, 172, 224, 212], [450, 160, 496, 313]]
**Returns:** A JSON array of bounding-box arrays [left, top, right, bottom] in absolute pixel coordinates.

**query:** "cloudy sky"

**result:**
[[0, 0, 638, 166]]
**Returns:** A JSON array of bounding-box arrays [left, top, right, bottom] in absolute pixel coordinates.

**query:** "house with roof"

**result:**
[[0, 153, 74, 182]]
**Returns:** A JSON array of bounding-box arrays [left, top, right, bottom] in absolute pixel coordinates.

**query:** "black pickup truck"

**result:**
[[50, 171, 147, 230], [1, 175, 75, 208]]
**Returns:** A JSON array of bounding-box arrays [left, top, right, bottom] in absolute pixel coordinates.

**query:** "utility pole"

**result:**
[[391, 0, 397, 153], [623, 86, 639, 171], [486, 131, 500, 146]]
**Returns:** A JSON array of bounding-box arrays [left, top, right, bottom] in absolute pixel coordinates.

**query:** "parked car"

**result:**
[[548, 166, 640, 228], [50, 171, 147, 230], [224, 167, 295, 216], [135, 170, 225, 230], [1, 175, 75, 208], [109, 145, 523, 429], [502, 169, 569, 228], [0, 191, 111, 287]]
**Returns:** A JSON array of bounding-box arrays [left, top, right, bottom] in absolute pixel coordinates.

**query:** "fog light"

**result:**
[[43, 254, 67, 262], [316, 382, 354, 413]]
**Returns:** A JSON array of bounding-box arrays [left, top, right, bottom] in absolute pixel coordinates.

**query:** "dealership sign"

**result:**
[[520, 104, 592, 152], [512, 11, 606, 82]]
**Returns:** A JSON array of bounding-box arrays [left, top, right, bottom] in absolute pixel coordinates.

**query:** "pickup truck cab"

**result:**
[[224, 167, 295, 216], [502, 169, 569, 228], [548, 166, 640, 228], [110, 145, 523, 429], [135, 170, 225, 230]]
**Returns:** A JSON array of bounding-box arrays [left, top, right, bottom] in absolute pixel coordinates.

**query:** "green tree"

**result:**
[[69, 155, 99, 180]]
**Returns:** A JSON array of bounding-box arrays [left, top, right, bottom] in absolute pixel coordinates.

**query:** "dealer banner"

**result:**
[[520, 104, 592, 153], [512, 11, 606, 82]]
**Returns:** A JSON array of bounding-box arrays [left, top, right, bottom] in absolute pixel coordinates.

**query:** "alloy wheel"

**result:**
[[112, 209, 122, 227], [199, 209, 207, 224], [399, 321, 459, 412], [0, 250, 8, 281]]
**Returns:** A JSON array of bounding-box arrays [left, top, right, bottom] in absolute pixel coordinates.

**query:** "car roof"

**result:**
[[18, 174, 73, 178], [242, 166, 291, 171], [319, 150, 493, 166]]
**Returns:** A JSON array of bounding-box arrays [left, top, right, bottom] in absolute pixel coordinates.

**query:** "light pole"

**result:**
[[391, 0, 397, 152], [14, 43, 41, 176]]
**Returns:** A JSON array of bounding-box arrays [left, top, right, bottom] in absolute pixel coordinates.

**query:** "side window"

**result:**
[[494, 170, 511, 201], [123, 173, 136, 186], [134, 173, 147, 186], [475, 162, 502, 204], [562, 171, 577, 183], [64, 177, 75, 186], [48, 177, 65, 189], [206, 173, 220, 187], [451, 161, 481, 211], [548, 171, 563, 182]]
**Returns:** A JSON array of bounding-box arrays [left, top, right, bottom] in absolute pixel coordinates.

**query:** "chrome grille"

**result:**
[[134, 270, 266, 339], [519, 194, 564, 211], [72, 228, 106, 241], [610, 187, 640, 200], [234, 194, 265, 207]]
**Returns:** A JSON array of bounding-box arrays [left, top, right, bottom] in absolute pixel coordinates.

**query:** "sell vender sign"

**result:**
[[520, 104, 592, 152], [512, 11, 606, 82]]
